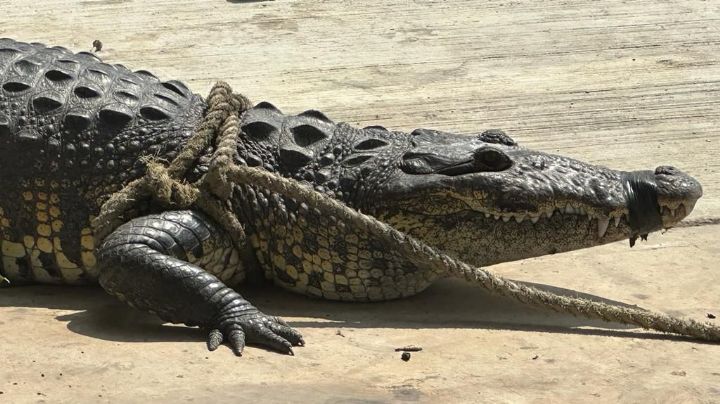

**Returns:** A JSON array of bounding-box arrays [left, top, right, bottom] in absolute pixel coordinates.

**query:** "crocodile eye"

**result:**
[[474, 147, 511, 171], [400, 156, 434, 174], [478, 129, 517, 146]]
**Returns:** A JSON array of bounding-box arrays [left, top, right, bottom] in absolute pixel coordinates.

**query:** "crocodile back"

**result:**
[[0, 39, 205, 284]]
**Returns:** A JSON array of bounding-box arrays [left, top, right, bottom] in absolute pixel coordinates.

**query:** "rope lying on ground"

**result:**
[[92, 82, 720, 342], [673, 217, 720, 228]]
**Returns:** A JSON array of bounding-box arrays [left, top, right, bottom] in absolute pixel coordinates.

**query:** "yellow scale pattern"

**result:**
[[0, 179, 98, 284], [248, 200, 442, 302]]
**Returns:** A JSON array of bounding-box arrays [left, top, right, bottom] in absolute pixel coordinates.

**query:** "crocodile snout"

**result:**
[[653, 165, 703, 228], [622, 165, 702, 238], [626, 166, 701, 231], [655, 165, 702, 204]]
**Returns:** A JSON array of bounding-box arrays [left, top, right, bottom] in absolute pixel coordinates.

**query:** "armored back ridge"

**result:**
[[237, 102, 413, 204], [0, 39, 205, 284]]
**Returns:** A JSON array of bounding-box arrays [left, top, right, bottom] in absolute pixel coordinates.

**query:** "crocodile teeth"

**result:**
[[546, 210, 554, 219], [597, 217, 610, 238], [502, 215, 511, 222], [613, 215, 621, 227], [514, 215, 525, 223], [530, 216, 540, 224], [484, 213, 491, 218], [673, 204, 686, 218]]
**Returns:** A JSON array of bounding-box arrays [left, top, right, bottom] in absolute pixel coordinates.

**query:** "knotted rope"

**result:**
[[92, 82, 250, 249], [92, 82, 720, 342]]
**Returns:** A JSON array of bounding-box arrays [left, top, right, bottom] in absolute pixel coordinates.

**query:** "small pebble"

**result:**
[[401, 352, 411, 362], [707, 313, 716, 319], [671, 370, 686, 377], [92, 40, 103, 52]]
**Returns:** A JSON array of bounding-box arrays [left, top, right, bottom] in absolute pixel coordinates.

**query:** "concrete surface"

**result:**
[[1, 0, 719, 402]]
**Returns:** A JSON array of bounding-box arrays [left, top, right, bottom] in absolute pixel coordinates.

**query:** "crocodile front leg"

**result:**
[[96, 210, 303, 356]]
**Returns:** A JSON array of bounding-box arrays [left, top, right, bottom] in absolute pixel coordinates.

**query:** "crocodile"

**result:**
[[0, 39, 704, 355]]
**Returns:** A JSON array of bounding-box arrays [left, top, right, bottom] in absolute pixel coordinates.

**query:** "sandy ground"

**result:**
[[1, 0, 719, 403]]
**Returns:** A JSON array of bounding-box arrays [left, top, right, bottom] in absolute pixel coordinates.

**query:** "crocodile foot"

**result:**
[[207, 312, 304, 356]]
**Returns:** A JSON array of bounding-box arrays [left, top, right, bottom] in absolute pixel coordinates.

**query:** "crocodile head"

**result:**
[[354, 128, 702, 266]]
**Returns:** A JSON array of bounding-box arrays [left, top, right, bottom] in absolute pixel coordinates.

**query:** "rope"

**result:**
[[92, 82, 251, 245], [673, 217, 720, 228], [92, 82, 720, 342]]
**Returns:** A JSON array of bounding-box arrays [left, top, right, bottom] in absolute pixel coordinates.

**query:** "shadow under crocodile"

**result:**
[[0, 278, 703, 345]]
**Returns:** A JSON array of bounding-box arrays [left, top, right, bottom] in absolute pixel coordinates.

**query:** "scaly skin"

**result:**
[[0, 39, 703, 355]]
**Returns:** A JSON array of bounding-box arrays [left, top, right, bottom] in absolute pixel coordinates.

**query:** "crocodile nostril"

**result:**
[[655, 166, 678, 175]]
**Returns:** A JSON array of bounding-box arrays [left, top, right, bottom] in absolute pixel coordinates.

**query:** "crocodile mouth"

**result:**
[[459, 199, 693, 244], [440, 166, 701, 243], [376, 197, 697, 267], [374, 164, 701, 266], [660, 202, 693, 228]]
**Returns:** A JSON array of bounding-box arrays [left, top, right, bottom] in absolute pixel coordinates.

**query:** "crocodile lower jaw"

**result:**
[[474, 201, 690, 239]]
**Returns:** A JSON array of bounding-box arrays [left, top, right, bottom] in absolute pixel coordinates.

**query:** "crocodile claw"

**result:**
[[206, 313, 304, 356]]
